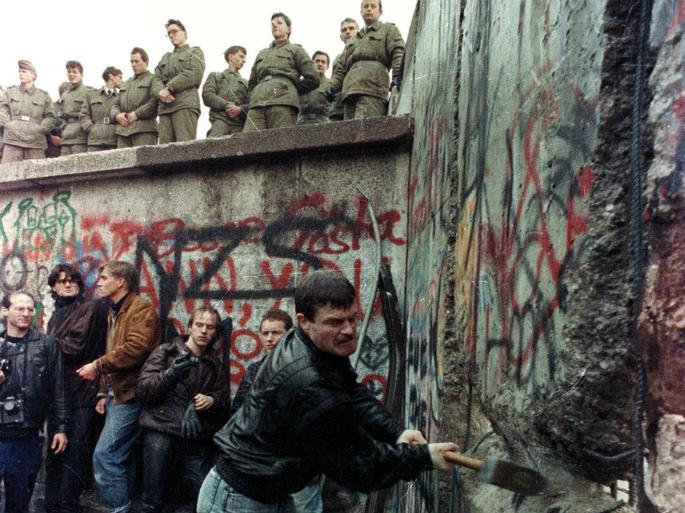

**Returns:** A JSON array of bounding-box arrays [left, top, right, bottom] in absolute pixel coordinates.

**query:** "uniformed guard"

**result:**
[[81, 67, 123, 152], [327, 0, 405, 120], [298, 51, 331, 125], [0, 60, 57, 164], [202, 46, 249, 137], [329, 18, 359, 121], [155, 19, 205, 143], [58, 61, 92, 155], [243, 12, 320, 132], [112, 47, 164, 148]]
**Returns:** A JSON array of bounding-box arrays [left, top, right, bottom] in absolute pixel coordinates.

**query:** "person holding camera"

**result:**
[[136, 307, 230, 513], [0, 291, 70, 513]]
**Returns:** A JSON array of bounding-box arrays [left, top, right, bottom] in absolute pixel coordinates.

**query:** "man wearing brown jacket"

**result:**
[[77, 261, 161, 513]]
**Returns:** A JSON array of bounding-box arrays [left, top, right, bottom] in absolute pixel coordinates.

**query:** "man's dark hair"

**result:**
[[65, 60, 83, 74], [341, 17, 359, 28], [260, 309, 293, 331], [312, 51, 330, 66], [188, 307, 222, 345], [1, 291, 35, 309], [48, 263, 84, 291], [224, 46, 247, 62], [98, 261, 138, 293], [102, 66, 123, 82], [131, 47, 149, 64], [271, 12, 292, 28], [165, 18, 187, 32], [294, 270, 355, 321]]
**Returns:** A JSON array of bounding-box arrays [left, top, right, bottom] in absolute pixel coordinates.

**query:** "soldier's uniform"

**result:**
[[244, 40, 320, 132], [328, 54, 345, 121], [202, 69, 249, 137], [329, 21, 405, 120], [81, 87, 118, 152], [0, 84, 56, 163], [59, 82, 91, 155], [297, 74, 330, 125], [155, 44, 205, 143], [111, 71, 164, 148]]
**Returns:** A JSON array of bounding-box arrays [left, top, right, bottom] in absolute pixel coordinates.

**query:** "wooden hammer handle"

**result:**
[[444, 451, 484, 471]]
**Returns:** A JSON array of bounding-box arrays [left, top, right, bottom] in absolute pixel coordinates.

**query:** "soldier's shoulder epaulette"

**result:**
[[86, 85, 97, 91], [36, 87, 51, 96]]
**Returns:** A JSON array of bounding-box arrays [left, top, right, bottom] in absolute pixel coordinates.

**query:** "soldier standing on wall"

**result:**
[[57, 61, 92, 155], [0, 60, 57, 164], [329, 18, 359, 121], [81, 67, 123, 152], [155, 19, 205, 143], [112, 47, 165, 148], [243, 12, 320, 131], [202, 46, 249, 137], [326, 0, 405, 119], [297, 51, 332, 125]]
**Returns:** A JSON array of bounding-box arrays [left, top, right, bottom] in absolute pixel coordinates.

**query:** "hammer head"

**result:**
[[477, 458, 547, 496]]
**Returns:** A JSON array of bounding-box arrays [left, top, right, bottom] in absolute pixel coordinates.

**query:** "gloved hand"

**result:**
[[163, 353, 195, 385], [324, 86, 338, 102], [181, 402, 202, 439], [390, 68, 402, 90]]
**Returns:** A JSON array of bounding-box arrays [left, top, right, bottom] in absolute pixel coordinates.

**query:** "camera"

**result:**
[[0, 395, 24, 424], [0, 358, 11, 376], [2, 396, 21, 414]]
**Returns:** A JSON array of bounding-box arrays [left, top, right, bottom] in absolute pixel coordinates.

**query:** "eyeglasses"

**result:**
[[56, 278, 76, 285], [167, 29, 181, 36]]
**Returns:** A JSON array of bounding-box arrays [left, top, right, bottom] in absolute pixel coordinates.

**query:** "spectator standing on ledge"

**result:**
[[81, 66, 123, 152], [327, 0, 405, 119], [243, 12, 320, 132], [0, 60, 56, 163], [136, 307, 230, 513], [44, 264, 109, 513], [0, 292, 69, 513], [198, 270, 457, 513], [112, 47, 164, 148], [155, 19, 205, 143], [58, 61, 92, 155], [329, 18, 359, 121], [76, 261, 161, 513], [202, 46, 249, 137]]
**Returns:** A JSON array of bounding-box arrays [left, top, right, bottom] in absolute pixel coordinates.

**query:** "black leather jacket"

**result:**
[[0, 329, 70, 439], [214, 327, 431, 504]]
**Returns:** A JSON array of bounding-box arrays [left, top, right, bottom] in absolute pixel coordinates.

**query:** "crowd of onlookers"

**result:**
[[0, 0, 405, 165]]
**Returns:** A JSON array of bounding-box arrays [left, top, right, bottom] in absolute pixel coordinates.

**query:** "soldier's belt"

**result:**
[[96, 117, 111, 125], [349, 60, 389, 72]]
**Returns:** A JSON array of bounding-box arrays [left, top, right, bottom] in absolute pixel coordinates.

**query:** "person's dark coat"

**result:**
[[0, 328, 70, 438], [213, 327, 431, 504], [137, 336, 230, 439]]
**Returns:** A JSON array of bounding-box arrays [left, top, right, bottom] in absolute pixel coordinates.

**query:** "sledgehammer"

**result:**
[[445, 451, 546, 495]]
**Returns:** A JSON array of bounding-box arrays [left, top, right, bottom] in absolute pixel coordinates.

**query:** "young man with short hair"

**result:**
[[198, 270, 458, 513], [329, 18, 359, 121], [297, 51, 331, 125], [112, 47, 165, 148], [202, 46, 249, 137], [77, 261, 161, 513], [58, 61, 91, 155], [0, 292, 69, 513], [137, 307, 230, 513], [44, 264, 109, 513], [81, 66, 123, 152]]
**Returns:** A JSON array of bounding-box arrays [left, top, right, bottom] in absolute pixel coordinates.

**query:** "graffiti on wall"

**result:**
[[0, 190, 405, 394], [456, 0, 600, 399]]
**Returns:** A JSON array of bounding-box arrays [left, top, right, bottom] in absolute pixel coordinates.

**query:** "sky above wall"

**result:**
[[1, 0, 416, 136]]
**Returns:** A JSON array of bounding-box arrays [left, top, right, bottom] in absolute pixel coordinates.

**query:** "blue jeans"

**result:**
[[197, 468, 295, 513], [0, 431, 43, 513], [291, 478, 323, 513], [92, 397, 142, 513]]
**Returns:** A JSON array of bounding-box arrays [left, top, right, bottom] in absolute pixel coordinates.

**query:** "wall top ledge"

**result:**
[[0, 115, 413, 191]]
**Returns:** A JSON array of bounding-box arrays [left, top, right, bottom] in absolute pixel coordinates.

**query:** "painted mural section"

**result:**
[[0, 153, 409, 398], [395, 0, 461, 510]]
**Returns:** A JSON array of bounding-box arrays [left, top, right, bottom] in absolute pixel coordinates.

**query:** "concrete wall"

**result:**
[[640, 2, 685, 512], [0, 119, 411, 399]]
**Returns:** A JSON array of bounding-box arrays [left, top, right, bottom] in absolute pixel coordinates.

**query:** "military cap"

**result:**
[[18, 60, 37, 74]]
